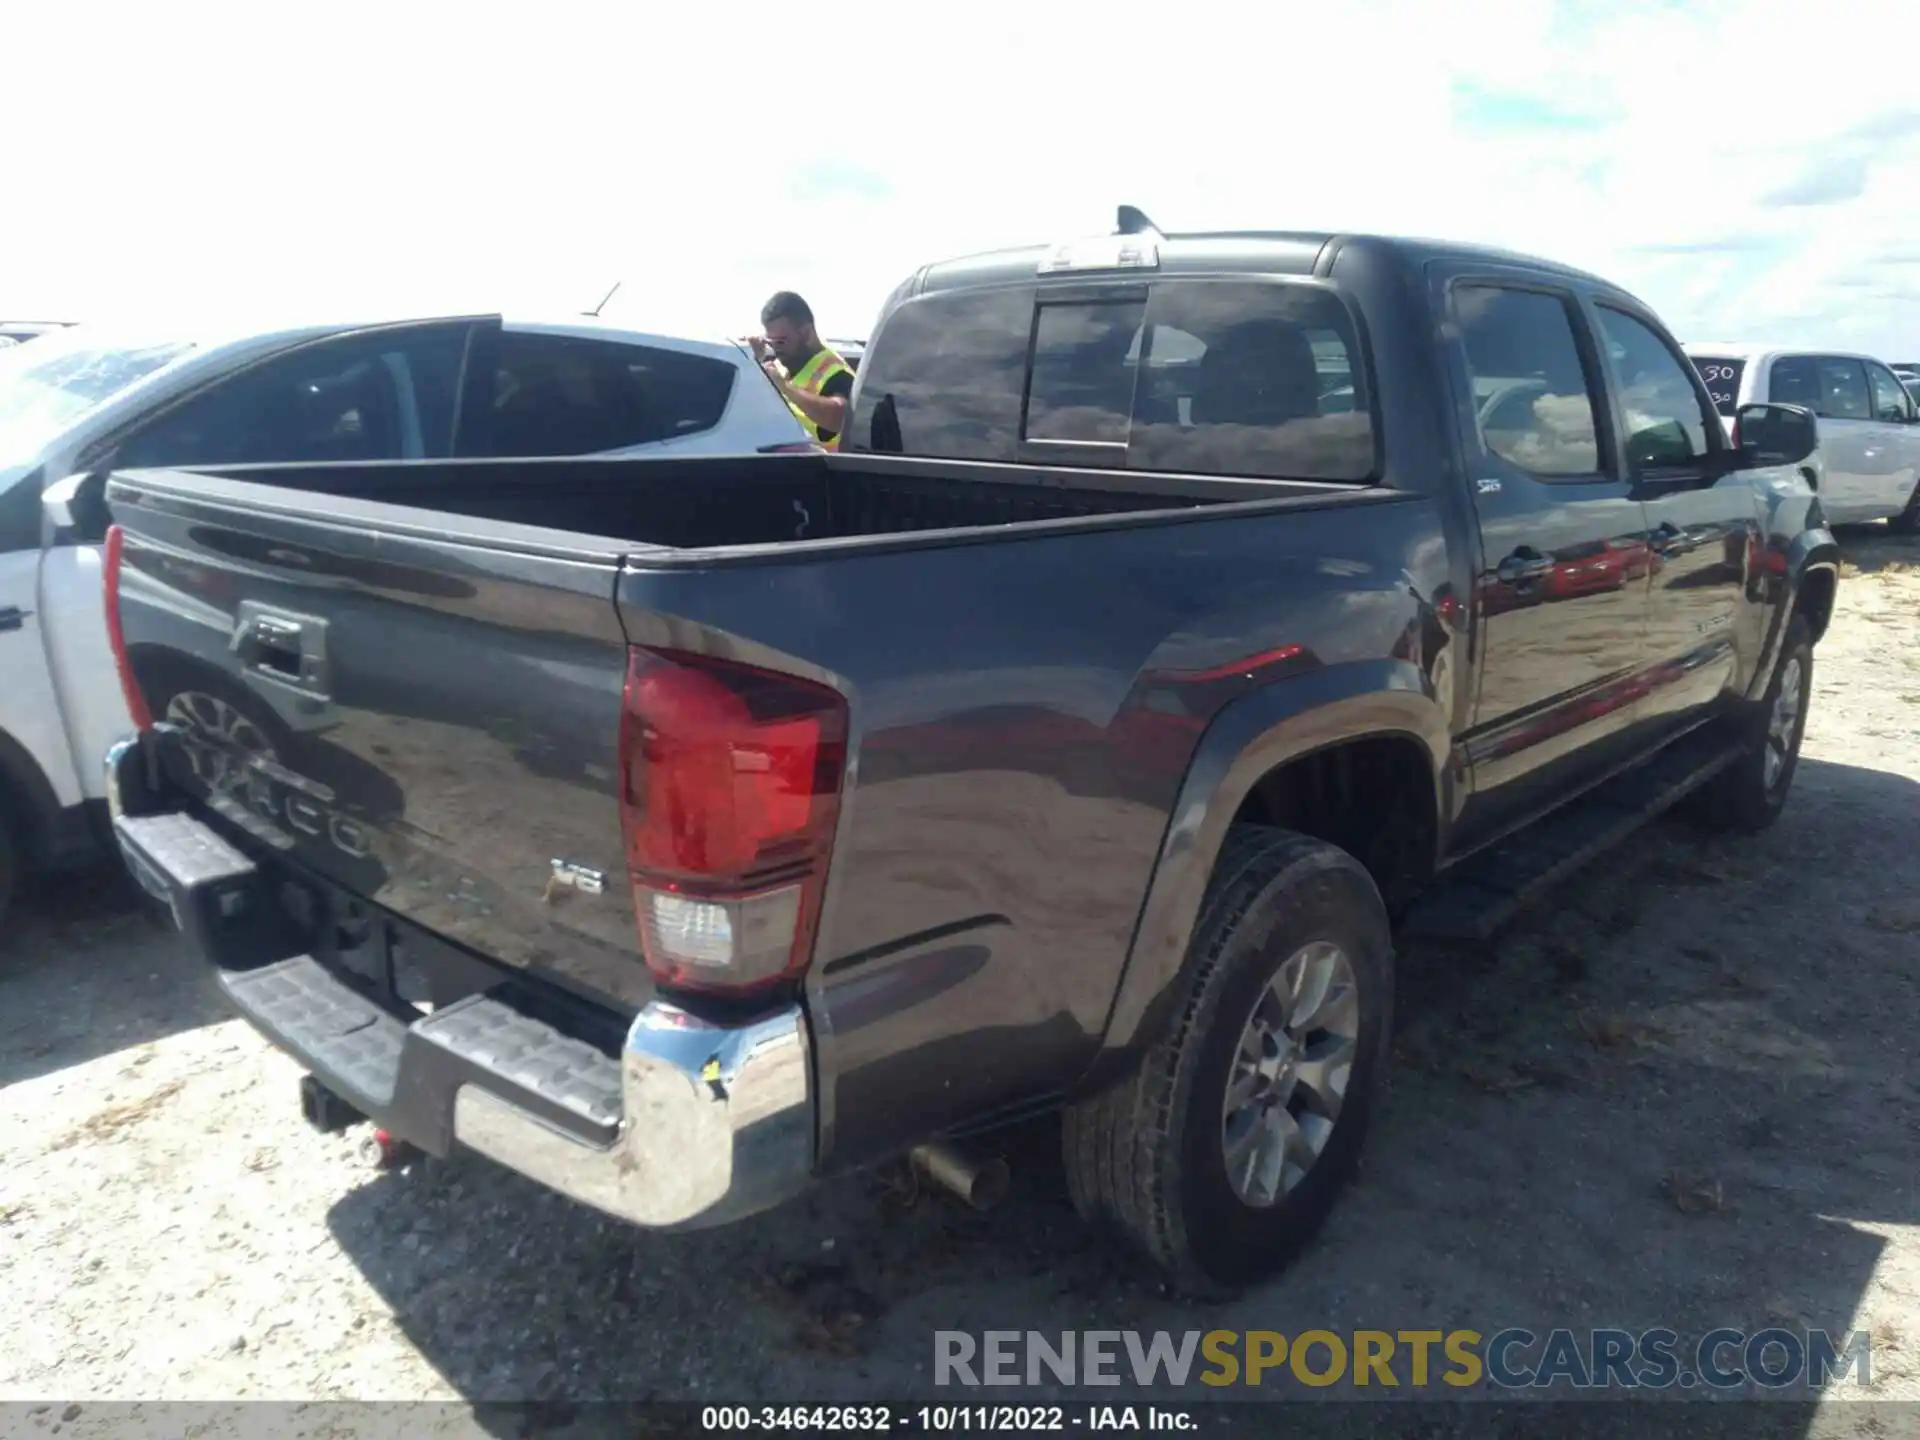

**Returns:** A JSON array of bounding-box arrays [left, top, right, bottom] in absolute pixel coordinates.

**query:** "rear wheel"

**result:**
[[1681, 614, 1813, 834], [157, 684, 285, 796], [1889, 485, 1920, 536], [1062, 826, 1394, 1297], [0, 807, 16, 932]]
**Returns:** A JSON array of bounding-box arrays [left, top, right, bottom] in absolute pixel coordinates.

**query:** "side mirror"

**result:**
[[1733, 402, 1817, 469], [42, 470, 113, 546]]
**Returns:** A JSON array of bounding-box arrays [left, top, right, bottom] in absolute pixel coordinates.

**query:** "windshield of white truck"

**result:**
[[0, 338, 194, 454]]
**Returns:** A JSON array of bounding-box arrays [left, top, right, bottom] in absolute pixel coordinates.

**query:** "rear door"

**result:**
[[1770, 354, 1877, 521], [1864, 358, 1920, 518], [1431, 266, 1653, 840]]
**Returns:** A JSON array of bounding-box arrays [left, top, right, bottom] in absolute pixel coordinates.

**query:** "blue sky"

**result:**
[[7, 0, 1919, 362]]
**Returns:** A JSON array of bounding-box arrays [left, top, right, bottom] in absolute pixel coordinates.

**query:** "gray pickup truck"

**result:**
[[101, 210, 1837, 1295]]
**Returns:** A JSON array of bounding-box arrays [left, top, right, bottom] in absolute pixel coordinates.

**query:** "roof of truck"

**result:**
[[909, 218, 1616, 298], [1684, 341, 1901, 367]]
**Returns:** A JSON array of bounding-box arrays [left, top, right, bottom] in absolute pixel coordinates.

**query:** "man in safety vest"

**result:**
[[748, 291, 854, 449]]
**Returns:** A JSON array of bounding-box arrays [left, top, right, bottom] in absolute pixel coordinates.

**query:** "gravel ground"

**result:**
[[3, 527, 1918, 1438]]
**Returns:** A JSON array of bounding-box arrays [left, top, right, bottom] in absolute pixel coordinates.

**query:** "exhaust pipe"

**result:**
[[910, 1140, 1010, 1210]]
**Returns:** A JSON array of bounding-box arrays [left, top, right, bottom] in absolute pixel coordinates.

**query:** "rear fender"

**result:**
[[1082, 659, 1448, 1088]]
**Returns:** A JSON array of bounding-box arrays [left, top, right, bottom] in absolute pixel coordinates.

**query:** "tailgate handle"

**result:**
[[231, 603, 329, 695]]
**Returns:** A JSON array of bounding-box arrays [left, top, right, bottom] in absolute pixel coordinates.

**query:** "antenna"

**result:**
[[1116, 205, 1161, 236], [583, 280, 622, 317]]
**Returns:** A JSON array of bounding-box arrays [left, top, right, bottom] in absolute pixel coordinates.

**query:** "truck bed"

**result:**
[[119, 450, 1367, 557], [103, 445, 1429, 1172]]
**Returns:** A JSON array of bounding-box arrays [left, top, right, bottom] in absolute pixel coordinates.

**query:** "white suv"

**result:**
[[0, 312, 813, 924], [1686, 343, 1920, 533]]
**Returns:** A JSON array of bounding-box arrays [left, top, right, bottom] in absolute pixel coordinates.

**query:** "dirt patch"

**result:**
[[47, 1079, 187, 1152]]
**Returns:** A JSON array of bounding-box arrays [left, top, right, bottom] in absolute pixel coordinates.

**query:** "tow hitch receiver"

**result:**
[[299, 1074, 364, 1134]]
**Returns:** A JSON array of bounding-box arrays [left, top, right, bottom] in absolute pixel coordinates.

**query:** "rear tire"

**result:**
[[1889, 486, 1920, 536], [0, 808, 16, 933], [1680, 614, 1813, 834], [1062, 826, 1394, 1297]]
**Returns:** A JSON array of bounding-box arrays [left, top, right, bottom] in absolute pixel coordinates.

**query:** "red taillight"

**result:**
[[616, 645, 848, 995], [102, 524, 153, 732]]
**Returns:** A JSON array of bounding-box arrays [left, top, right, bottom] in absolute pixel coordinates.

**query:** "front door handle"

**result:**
[[1495, 548, 1556, 584], [0, 605, 29, 633]]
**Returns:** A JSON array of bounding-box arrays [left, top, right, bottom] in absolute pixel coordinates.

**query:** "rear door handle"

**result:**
[[0, 605, 29, 633], [1495, 549, 1556, 584]]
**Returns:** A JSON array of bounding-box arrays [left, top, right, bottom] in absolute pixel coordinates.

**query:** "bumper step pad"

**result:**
[[413, 998, 622, 1138], [225, 957, 406, 1112], [220, 953, 622, 1156]]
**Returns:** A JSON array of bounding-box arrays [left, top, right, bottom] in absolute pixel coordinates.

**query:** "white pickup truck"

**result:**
[[0, 312, 815, 924], [1686, 343, 1920, 532]]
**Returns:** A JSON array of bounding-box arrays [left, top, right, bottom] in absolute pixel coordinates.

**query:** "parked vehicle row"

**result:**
[[0, 319, 76, 346], [99, 209, 1837, 1294], [1687, 343, 1920, 533], [0, 314, 822, 922]]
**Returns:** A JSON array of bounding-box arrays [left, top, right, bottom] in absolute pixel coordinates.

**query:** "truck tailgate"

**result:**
[[105, 469, 651, 1010]]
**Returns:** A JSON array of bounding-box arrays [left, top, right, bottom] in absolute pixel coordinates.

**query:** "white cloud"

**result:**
[[5, 0, 1919, 360]]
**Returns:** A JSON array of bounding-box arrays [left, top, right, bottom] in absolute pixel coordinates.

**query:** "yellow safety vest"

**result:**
[[782, 347, 852, 450]]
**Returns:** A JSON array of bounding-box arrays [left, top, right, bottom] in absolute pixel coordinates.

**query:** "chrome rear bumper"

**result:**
[[453, 1000, 813, 1230], [105, 731, 816, 1232]]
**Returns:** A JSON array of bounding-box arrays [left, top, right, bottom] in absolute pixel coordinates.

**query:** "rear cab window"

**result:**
[[848, 277, 1375, 482]]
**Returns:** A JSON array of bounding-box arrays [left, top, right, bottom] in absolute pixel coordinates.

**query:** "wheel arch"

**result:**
[[1744, 527, 1840, 707], [1082, 660, 1448, 1091], [0, 722, 66, 861]]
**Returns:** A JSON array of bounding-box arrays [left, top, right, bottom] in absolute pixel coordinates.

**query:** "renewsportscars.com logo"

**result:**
[[934, 1328, 1874, 1392]]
